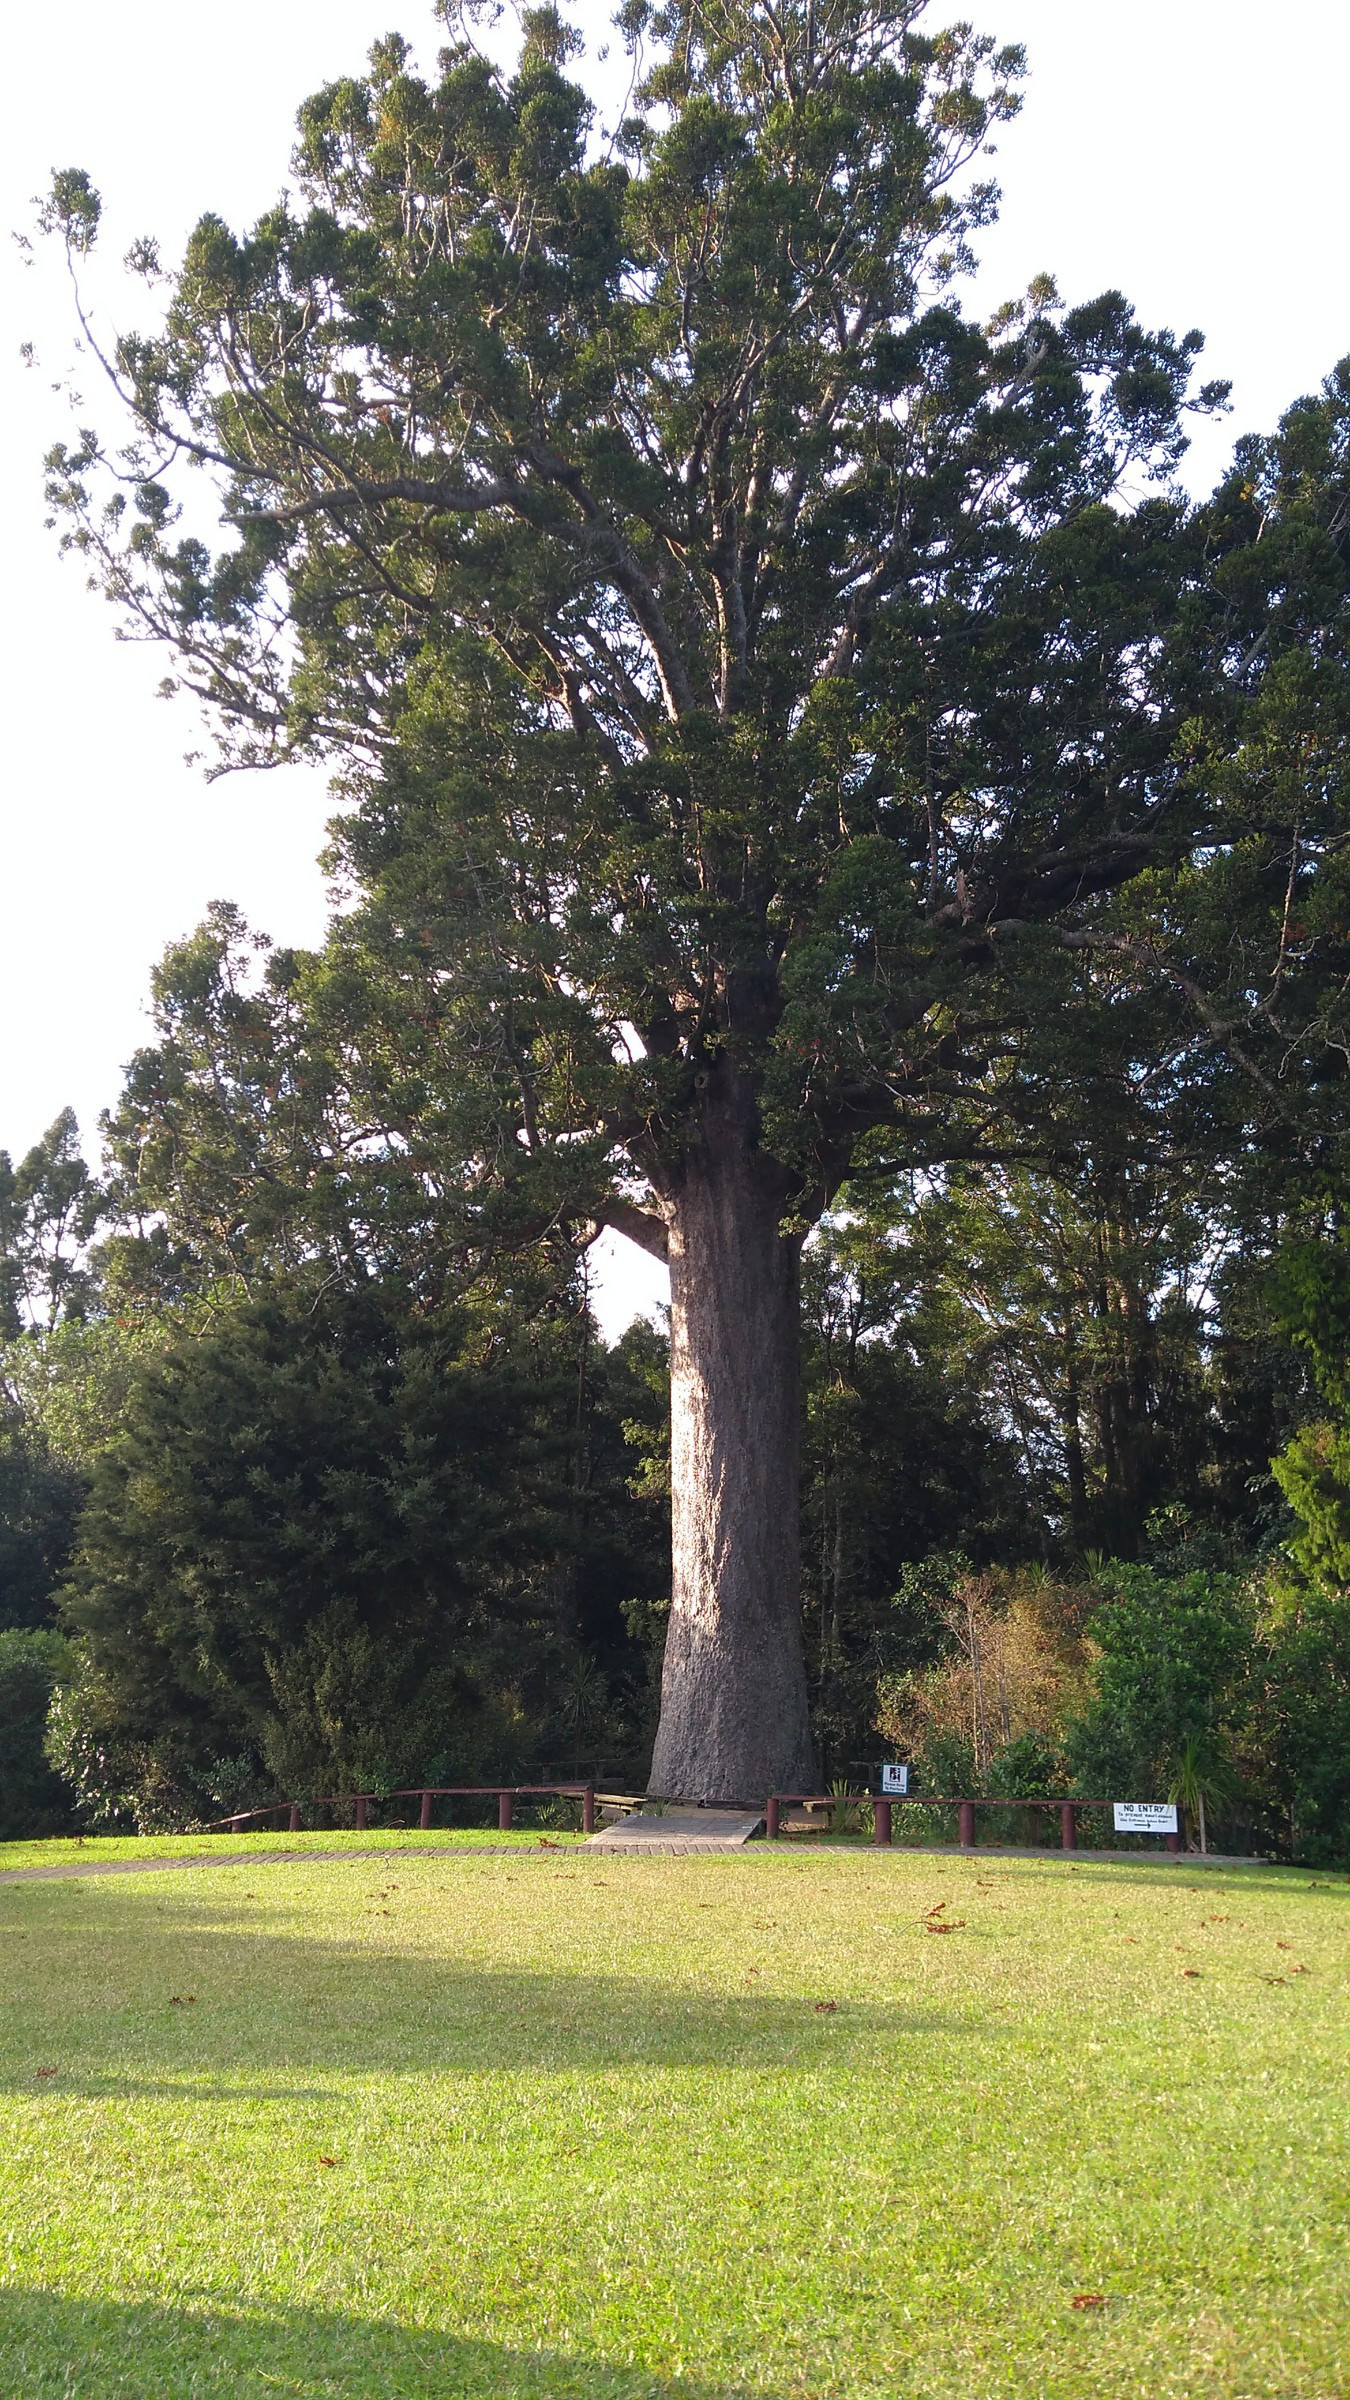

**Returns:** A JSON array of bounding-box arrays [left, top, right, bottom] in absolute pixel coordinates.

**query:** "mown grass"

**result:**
[[0, 1828, 588, 1875], [0, 1846, 1344, 2398]]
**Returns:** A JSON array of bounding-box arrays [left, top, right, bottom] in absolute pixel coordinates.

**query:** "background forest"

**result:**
[[3, 933, 1347, 1860]]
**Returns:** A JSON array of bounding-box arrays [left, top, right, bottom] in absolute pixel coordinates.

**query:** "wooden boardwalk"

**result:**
[[585, 1808, 764, 1854]]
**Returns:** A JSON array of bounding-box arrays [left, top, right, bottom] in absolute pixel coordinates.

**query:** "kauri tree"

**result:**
[[46, 1, 1242, 1797]]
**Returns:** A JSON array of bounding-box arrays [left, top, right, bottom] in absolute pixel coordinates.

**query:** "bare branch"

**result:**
[[590, 1195, 671, 1263]]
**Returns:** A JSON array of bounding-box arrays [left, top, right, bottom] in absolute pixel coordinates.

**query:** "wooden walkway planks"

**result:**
[[584, 1808, 764, 1854]]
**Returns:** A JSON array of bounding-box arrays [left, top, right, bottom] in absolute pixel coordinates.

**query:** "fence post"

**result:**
[[582, 1787, 596, 1835], [288, 1802, 301, 1834], [873, 1798, 892, 1848], [354, 1794, 368, 1831], [498, 1790, 514, 1833], [420, 1790, 433, 1831], [958, 1800, 976, 1849], [229, 1814, 245, 1833], [1060, 1801, 1077, 1852], [765, 1795, 781, 1841], [1166, 1829, 1181, 1854]]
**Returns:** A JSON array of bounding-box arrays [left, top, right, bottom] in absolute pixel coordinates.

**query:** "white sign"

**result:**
[[1113, 1802, 1178, 1835], [880, 1763, 909, 1795]]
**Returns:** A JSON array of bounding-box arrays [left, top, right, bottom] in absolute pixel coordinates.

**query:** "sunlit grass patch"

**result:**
[[0, 1827, 589, 1875]]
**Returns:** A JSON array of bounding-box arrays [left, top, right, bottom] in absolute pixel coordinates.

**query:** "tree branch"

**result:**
[[590, 1195, 670, 1263]]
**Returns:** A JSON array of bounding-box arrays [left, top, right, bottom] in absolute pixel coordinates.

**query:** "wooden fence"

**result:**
[[200, 1785, 1181, 1854], [203, 1784, 598, 1836], [766, 1794, 1182, 1852]]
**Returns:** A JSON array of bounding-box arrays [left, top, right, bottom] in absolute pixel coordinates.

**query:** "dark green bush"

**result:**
[[0, 1629, 75, 1837]]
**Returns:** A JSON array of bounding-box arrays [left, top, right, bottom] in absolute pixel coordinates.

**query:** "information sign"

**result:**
[[1112, 1801, 1178, 1835], [880, 1763, 909, 1795]]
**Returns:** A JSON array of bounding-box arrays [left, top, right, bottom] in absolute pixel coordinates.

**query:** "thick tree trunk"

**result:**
[[648, 1096, 817, 1804]]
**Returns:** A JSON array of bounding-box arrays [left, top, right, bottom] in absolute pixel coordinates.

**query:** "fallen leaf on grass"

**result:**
[[1276, 1941, 1291, 1950], [813, 2000, 838, 2013], [317, 2156, 339, 2169], [1071, 2293, 1106, 2310], [1179, 1968, 1202, 1979], [169, 1995, 196, 2007], [1260, 1974, 1288, 1986], [922, 1902, 949, 1919], [34, 2067, 58, 2080], [923, 1920, 966, 1934]]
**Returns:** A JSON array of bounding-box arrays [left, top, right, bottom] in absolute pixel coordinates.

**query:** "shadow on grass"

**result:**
[[0, 2287, 770, 2400], [0, 1886, 984, 2099]]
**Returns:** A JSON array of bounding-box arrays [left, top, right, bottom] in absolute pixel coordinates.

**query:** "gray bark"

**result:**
[[647, 1087, 817, 1804]]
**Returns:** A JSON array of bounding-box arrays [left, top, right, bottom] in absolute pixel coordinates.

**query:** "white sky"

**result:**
[[2, 0, 1347, 1337]]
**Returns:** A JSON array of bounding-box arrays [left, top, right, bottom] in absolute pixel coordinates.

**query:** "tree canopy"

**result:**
[[44, 1, 1243, 1237]]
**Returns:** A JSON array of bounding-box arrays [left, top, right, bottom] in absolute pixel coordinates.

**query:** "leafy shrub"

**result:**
[[1256, 1580, 1350, 1864], [54, 1282, 575, 1827], [1066, 1564, 1254, 1801], [0, 1629, 75, 1836], [878, 1571, 1092, 1782]]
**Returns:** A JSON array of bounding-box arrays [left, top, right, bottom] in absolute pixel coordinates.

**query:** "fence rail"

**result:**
[[203, 1784, 598, 1837], [766, 1794, 1182, 1853], [198, 1786, 1180, 1856]]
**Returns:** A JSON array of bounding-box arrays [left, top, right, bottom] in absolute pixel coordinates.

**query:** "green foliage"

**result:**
[[910, 1725, 977, 1798], [985, 1729, 1064, 1799], [0, 1108, 145, 1641], [39, 0, 1257, 1274], [3, 1309, 194, 1473], [0, 1628, 74, 1837], [0, 1414, 83, 1630], [0, 1110, 103, 1334], [800, 1216, 1028, 1769], [834, 1136, 1318, 1576], [1270, 1233, 1350, 1588], [1273, 1420, 1350, 1589], [1166, 1726, 1240, 1853], [1067, 1565, 1254, 1798], [1208, 1233, 1350, 1860], [897, 1162, 1236, 1557], [54, 1280, 592, 1826], [1256, 1581, 1350, 1864], [101, 904, 391, 1291]]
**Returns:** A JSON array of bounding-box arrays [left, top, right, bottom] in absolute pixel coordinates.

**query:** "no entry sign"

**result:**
[[1113, 1801, 1179, 1835]]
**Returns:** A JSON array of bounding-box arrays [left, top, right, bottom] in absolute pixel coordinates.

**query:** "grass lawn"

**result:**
[[0, 1829, 590, 1875], [0, 1848, 1343, 2398]]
